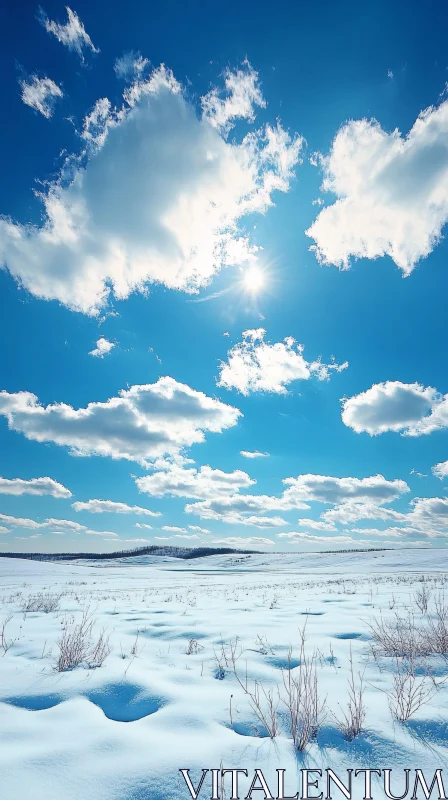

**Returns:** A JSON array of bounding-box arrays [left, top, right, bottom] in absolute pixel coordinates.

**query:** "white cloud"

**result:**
[[282, 473, 408, 505], [174, 534, 200, 540], [406, 497, 448, 535], [16, 534, 42, 540], [185, 472, 406, 529], [432, 460, 448, 479], [162, 525, 188, 534], [240, 450, 269, 459], [136, 464, 254, 499], [0, 526, 10, 533], [185, 497, 288, 528], [322, 496, 448, 539], [40, 6, 99, 60], [114, 52, 149, 81], [306, 99, 448, 274], [212, 536, 275, 547], [278, 532, 356, 545], [88, 337, 115, 358], [0, 63, 302, 316], [0, 513, 44, 530], [297, 518, 336, 531], [0, 513, 118, 537], [0, 376, 240, 466], [71, 499, 160, 516], [188, 525, 210, 534], [321, 501, 406, 526], [201, 61, 265, 134], [0, 476, 71, 498], [349, 527, 419, 538], [135, 523, 153, 530], [341, 381, 448, 436], [20, 76, 63, 118], [115, 538, 149, 544], [218, 328, 347, 395]]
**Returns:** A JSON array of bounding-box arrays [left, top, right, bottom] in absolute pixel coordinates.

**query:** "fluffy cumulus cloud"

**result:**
[[39, 6, 99, 60], [0, 63, 303, 315], [342, 381, 448, 436], [114, 52, 149, 81], [218, 329, 348, 395], [321, 501, 406, 526], [20, 76, 63, 118], [136, 464, 254, 499], [240, 450, 269, 459], [278, 531, 356, 545], [161, 526, 189, 534], [71, 499, 161, 516], [188, 525, 210, 534], [0, 476, 71, 498], [433, 461, 448, 479], [282, 473, 408, 505], [318, 495, 448, 539], [185, 472, 407, 528], [0, 526, 10, 533], [212, 536, 275, 547], [349, 527, 420, 538], [297, 518, 336, 531], [0, 376, 240, 466], [306, 98, 448, 274], [406, 497, 448, 535], [201, 61, 265, 134], [0, 513, 118, 537], [88, 337, 115, 358]]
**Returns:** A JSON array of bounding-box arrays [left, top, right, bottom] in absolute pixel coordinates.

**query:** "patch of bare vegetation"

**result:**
[[22, 591, 62, 614], [335, 646, 366, 740], [56, 607, 110, 671]]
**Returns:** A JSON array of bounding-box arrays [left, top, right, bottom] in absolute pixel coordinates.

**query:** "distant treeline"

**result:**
[[0, 545, 260, 561]]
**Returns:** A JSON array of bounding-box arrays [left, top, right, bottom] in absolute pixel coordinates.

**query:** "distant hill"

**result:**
[[0, 544, 261, 561]]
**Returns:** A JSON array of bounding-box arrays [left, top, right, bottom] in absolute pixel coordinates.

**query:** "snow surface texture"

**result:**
[[0, 550, 448, 799]]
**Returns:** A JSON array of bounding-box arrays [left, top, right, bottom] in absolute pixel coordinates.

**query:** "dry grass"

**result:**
[[281, 628, 326, 750], [56, 607, 110, 671], [335, 646, 366, 740], [0, 614, 16, 655], [369, 592, 448, 659], [22, 592, 62, 614], [387, 656, 438, 722], [228, 637, 279, 738]]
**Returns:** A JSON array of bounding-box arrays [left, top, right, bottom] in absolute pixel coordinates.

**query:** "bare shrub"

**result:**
[[427, 591, 448, 655], [57, 608, 93, 671], [56, 607, 111, 671], [387, 656, 437, 722], [368, 612, 428, 659], [335, 646, 365, 740], [228, 637, 279, 738], [281, 629, 326, 750], [185, 637, 204, 655], [369, 595, 448, 660], [87, 629, 111, 668], [414, 585, 432, 614], [23, 591, 62, 614], [0, 614, 16, 655]]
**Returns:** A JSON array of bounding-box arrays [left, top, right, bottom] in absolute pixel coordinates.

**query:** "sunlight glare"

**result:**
[[243, 266, 265, 294]]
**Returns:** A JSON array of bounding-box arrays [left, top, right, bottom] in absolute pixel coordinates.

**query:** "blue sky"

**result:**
[[1, 0, 448, 553]]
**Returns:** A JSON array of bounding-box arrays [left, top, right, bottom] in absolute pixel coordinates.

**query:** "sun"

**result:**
[[243, 266, 265, 294]]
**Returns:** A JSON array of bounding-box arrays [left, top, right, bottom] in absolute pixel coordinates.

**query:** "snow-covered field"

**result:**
[[1, 550, 448, 800]]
